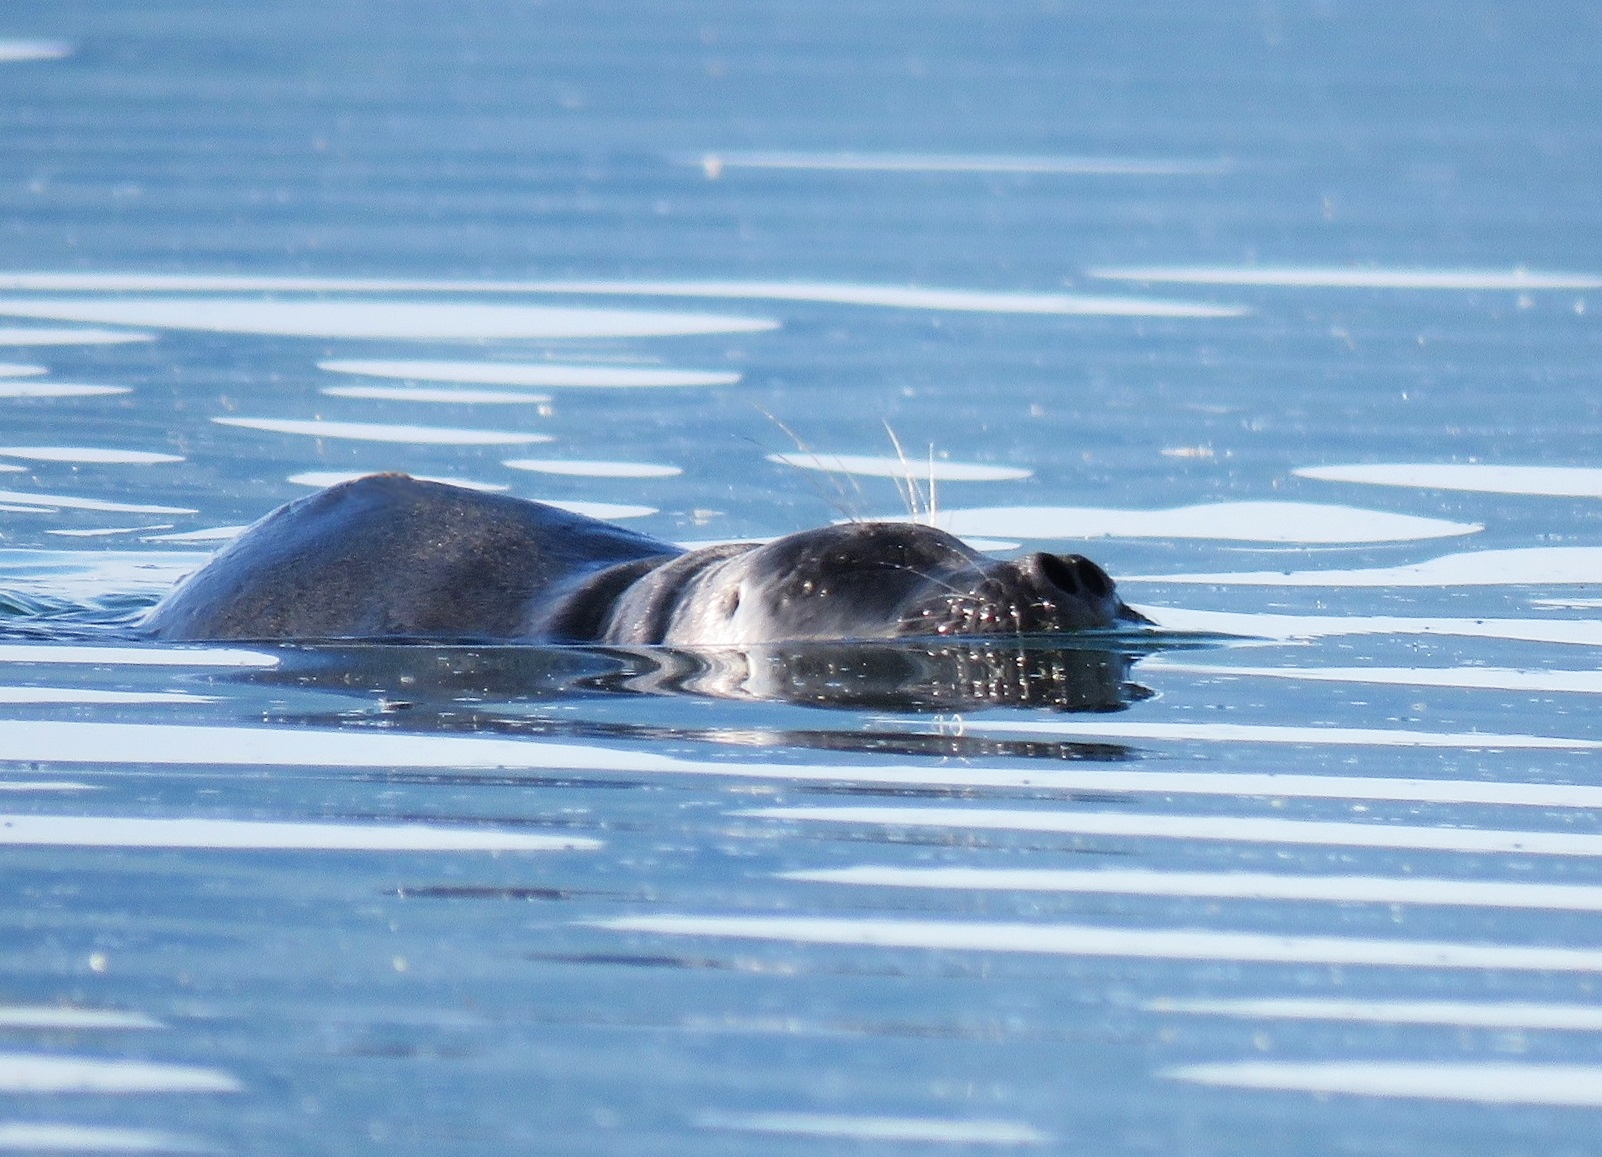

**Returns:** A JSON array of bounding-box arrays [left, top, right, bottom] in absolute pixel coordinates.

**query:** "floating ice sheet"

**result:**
[[0, 326, 153, 346], [1088, 266, 1602, 290], [769, 452, 1031, 482], [0, 814, 599, 851], [901, 501, 1478, 543], [1164, 1062, 1602, 1106], [1132, 545, 1602, 585], [694, 1110, 1048, 1145], [932, 718, 1595, 750], [0, 381, 130, 398], [1296, 462, 1602, 496], [0, 1122, 207, 1153], [0, 273, 1245, 319], [790, 867, 1602, 911], [0, 363, 46, 378], [0, 1053, 239, 1094], [141, 526, 246, 543], [1145, 998, 1602, 1031], [0, 447, 182, 465], [0, 488, 195, 514], [594, 915, 1602, 973], [0, 40, 74, 63], [321, 384, 556, 404], [1131, 606, 1602, 646], [528, 499, 657, 519], [751, 805, 1602, 856], [3, 721, 1599, 805], [0, 297, 778, 339], [214, 417, 550, 445], [0, 1006, 162, 1030], [0, 687, 212, 705], [0, 644, 272, 667], [1149, 660, 1602, 694], [320, 358, 740, 388]]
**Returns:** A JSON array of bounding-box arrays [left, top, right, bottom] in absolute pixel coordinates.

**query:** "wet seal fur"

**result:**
[[141, 473, 1151, 645]]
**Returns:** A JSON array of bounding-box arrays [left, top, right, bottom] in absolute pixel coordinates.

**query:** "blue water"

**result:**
[[3, 2, 1602, 1153]]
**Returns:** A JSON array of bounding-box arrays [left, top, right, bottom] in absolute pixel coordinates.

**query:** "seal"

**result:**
[[140, 473, 1151, 645]]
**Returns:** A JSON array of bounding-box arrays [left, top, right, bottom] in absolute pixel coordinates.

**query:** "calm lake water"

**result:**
[[4, 2, 1602, 1153]]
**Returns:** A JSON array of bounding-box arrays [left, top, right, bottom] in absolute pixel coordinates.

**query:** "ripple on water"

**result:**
[[504, 458, 681, 478], [768, 452, 1032, 482], [900, 501, 1479, 543]]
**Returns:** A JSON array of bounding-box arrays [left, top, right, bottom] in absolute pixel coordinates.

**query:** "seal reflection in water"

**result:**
[[141, 474, 1152, 646]]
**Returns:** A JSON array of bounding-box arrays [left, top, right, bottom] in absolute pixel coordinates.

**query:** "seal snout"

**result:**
[[1022, 551, 1115, 601]]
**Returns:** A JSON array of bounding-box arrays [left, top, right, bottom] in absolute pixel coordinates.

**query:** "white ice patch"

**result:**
[[0, 363, 46, 378], [0, 814, 599, 852], [594, 914, 1602, 973], [0, 297, 778, 339], [1298, 462, 1602, 496], [0, 40, 74, 63], [0, 382, 130, 398], [687, 150, 1230, 176], [0, 271, 1238, 318], [504, 458, 682, 478], [0, 1007, 161, 1030], [0, 643, 273, 667], [1163, 1061, 1602, 1106], [789, 866, 1602, 912], [0, 488, 195, 514], [0, 1053, 239, 1094], [1145, 997, 1602, 1031], [320, 385, 555, 404], [285, 471, 508, 492], [214, 417, 551, 445], [1132, 545, 1602, 586], [768, 452, 1032, 482], [1088, 266, 1602, 291], [0, 687, 212, 705], [694, 1109, 1049, 1145], [1130, 606, 1602, 647], [4, 721, 1601, 805], [0, 326, 153, 346], [901, 501, 1478, 543], [320, 358, 740, 388], [1149, 660, 1602, 695], [49, 526, 172, 538], [0, 447, 182, 465], [0, 1122, 206, 1153], [747, 805, 1602, 856], [938, 718, 1594, 750]]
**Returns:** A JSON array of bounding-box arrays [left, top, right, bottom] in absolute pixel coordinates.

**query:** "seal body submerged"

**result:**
[[140, 474, 1149, 644]]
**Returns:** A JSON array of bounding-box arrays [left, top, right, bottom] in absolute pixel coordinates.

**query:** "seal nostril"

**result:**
[[1069, 555, 1114, 599], [1031, 552, 1081, 594]]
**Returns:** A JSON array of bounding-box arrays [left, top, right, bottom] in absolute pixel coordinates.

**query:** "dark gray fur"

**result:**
[[141, 474, 1149, 644]]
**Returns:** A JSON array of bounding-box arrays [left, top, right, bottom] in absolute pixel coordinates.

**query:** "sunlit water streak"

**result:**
[[768, 452, 1032, 482], [1148, 660, 1602, 694], [1132, 606, 1602, 647], [0, 448, 183, 465], [503, 458, 681, 478], [0, 1122, 208, 1154], [0, 1053, 240, 1094], [0, 1007, 162, 1030], [1132, 546, 1602, 586], [0, 326, 153, 345], [693, 1109, 1049, 1145], [213, 417, 551, 445]]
